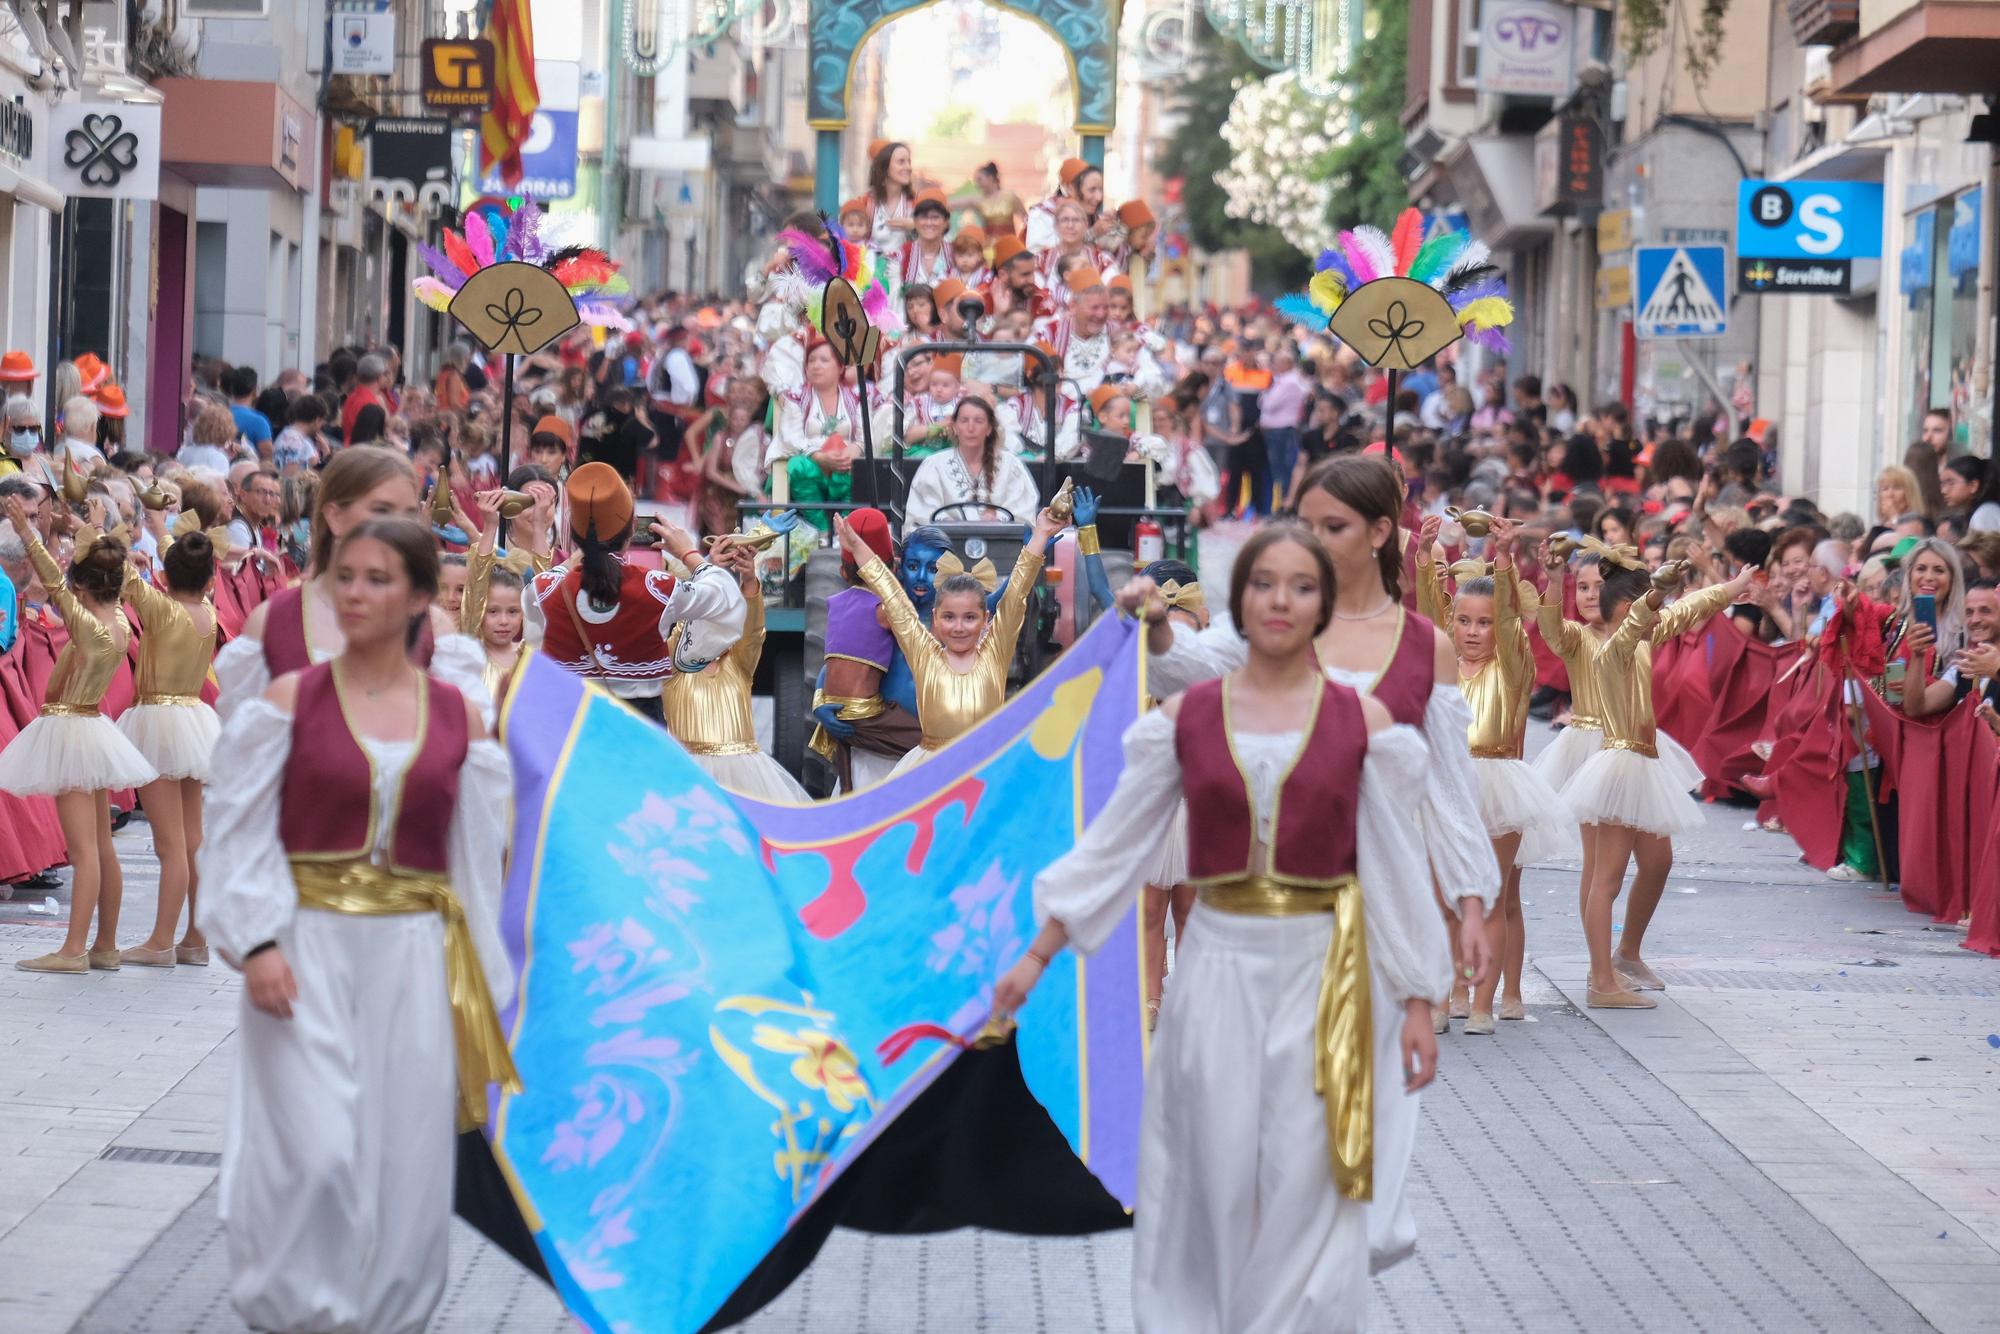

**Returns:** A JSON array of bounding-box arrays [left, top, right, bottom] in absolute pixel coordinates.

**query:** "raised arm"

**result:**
[[1534, 538, 1586, 662], [1653, 578, 1740, 642], [985, 509, 1056, 665]]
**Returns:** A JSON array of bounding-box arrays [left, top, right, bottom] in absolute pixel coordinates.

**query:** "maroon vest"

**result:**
[[1175, 676, 1366, 886], [262, 585, 438, 678], [279, 662, 468, 874], [1366, 608, 1438, 728]]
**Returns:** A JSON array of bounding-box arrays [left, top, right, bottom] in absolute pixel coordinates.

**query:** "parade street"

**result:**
[[1, 753, 1993, 1334]]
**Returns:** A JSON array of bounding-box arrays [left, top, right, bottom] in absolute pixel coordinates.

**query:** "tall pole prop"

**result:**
[[500, 353, 517, 479]]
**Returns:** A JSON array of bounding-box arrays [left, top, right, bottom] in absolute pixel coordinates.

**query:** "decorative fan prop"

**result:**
[[775, 215, 897, 503], [413, 200, 632, 475], [1276, 207, 1515, 416]]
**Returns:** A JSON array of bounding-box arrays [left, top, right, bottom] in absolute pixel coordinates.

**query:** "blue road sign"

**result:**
[[1634, 244, 1728, 339]]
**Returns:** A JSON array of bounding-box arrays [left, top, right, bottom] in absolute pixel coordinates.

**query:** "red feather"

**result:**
[[1389, 208, 1424, 276], [550, 248, 616, 289], [442, 229, 479, 278]]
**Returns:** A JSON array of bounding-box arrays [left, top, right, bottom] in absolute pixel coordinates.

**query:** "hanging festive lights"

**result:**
[[1203, 0, 1357, 101]]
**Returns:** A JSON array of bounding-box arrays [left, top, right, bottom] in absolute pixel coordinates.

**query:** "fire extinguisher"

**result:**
[[1134, 515, 1163, 565]]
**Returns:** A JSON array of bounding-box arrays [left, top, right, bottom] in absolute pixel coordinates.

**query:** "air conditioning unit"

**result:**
[[185, 0, 270, 16]]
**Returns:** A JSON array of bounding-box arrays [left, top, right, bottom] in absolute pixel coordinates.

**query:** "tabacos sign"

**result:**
[[1735, 179, 1884, 295]]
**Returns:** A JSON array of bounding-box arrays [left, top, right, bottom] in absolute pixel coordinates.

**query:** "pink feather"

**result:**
[[1388, 209, 1423, 276], [465, 214, 495, 269], [1338, 230, 1378, 285]]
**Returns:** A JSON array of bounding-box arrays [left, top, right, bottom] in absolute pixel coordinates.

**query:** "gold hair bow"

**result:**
[[72, 524, 131, 561], [1158, 578, 1207, 617], [1447, 559, 1493, 583], [934, 550, 998, 592], [496, 547, 538, 577], [1580, 535, 1646, 572], [167, 509, 232, 553], [170, 509, 201, 538]]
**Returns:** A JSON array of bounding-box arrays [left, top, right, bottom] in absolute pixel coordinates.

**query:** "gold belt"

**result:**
[[1602, 737, 1659, 759], [41, 702, 101, 718], [290, 859, 521, 1130], [808, 691, 889, 761], [684, 739, 761, 756], [136, 693, 202, 707], [1469, 744, 1523, 760], [1195, 874, 1372, 1201], [1567, 714, 1603, 730]]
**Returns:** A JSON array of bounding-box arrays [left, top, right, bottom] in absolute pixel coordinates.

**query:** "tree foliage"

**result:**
[[1321, 0, 1408, 234]]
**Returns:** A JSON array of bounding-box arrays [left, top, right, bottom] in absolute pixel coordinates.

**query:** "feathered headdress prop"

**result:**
[[1275, 207, 1515, 368], [771, 215, 899, 337], [412, 202, 633, 350]]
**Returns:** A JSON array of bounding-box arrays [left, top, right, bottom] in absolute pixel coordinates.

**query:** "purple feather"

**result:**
[[509, 202, 546, 263], [1315, 247, 1360, 293], [1463, 323, 1511, 354], [779, 228, 839, 286], [416, 242, 465, 289], [1445, 276, 1508, 309]]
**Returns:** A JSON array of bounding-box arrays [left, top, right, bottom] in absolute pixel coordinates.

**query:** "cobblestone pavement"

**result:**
[[3, 716, 1996, 1330]]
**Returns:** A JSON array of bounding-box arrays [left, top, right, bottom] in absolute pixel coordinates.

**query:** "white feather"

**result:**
[[1444, 240, 1491, 281], [1350, 225, 1396, 283]]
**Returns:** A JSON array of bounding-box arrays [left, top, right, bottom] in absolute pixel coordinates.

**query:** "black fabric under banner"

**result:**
[[451, 1038, 1131, 1329]]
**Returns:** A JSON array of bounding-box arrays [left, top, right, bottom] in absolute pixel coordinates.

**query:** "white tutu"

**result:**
[[887, 744, 936, 779], [1655, 730, 1705, 794], [118, 701, 222, 781], [1531, 722, 1603, 791], [1558, 746, 1705, 838], [1473, 757, 1580, 865], [0, 713, 158, 796], [836, 747, 904, 796], [691, 749, 811, 803], [1148, 801, 1190, 887]]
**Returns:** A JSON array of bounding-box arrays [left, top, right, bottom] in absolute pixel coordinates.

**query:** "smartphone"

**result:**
[[1913, 593, 1937, 634]]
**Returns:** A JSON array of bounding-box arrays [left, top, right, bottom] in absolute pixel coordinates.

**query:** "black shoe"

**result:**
[[21, 870, 62, 890], [110, 808, 131, 833], [1527, 686, 1564, 721]]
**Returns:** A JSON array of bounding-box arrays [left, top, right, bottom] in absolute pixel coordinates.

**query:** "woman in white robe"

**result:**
[[904, 397, 1042, 528], [198, 517, 514, 1334], [996, 525, 1452, 1334]]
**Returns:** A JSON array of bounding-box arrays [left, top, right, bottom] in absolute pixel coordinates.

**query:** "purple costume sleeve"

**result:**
[[825, 587, 896, 671]]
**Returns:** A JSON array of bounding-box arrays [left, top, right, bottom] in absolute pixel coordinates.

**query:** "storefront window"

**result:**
[[1901, 188, 1985, 454], [1899, 205, 1937, 449]]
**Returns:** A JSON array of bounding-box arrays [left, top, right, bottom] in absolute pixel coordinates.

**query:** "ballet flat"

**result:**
[[1431, 1005, 1449, 1035], [1614, 958, 1666, 991], [88, 948, 123, 971], [1448, 996, 1470, 1020], [120, 946, 177, 968], [15, 951, 87, 974], [175, 944, 210, 966], [1498, 999, 1527, 1021], [1587, 986, 1656, 1010], [1463, 1011, 1496, 1035]]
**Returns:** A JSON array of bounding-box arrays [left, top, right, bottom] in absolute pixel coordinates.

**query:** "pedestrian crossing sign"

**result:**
[[1633, 244, 1729, 339]]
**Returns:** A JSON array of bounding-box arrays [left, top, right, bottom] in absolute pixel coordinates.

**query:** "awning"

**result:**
[[1831, 1, 2000, 96], [156, 78, 313, 192], [0, 159, 64, 212]]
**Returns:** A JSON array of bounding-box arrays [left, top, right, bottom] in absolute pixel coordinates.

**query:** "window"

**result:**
[[1456, 0, 1481, 88]]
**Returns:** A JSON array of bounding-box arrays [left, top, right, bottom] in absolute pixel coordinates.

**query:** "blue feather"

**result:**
[[1315, 248, 1359, 293], [1445, 276, 1508, 308], [1274, 294, 1328, 328]]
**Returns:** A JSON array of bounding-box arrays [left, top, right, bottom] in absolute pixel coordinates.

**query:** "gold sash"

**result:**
[[291, 859, 521, 1131], [807, 690, 890, 761], [1196, 874, 1373, 1201]]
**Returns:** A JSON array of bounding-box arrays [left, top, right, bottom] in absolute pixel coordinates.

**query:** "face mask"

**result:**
[[8, 429, 38, 456]]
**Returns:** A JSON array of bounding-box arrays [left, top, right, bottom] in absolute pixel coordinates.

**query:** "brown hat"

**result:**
[[1062, 264, 1105, 294], [929, 353, 964, 379], [953, 223, 988, 250], [990, 235, 1029, 266], [1116, 200, 1155, 229], [1058, 157, 1092, 187], [532, 414, 575, 448], [913, 188, 950, 216], [566, 461, 634, 543]]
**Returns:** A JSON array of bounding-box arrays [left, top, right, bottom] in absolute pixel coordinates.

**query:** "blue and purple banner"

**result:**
[[489, 613, 1147, 1333]]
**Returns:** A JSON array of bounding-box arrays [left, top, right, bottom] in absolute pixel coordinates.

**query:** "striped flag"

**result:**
[[479, 0, 539, 186]]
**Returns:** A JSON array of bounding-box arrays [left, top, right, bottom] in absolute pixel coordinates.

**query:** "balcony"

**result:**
[[1788, 0, 1860, 47], [1831, 0, 2000, 96]]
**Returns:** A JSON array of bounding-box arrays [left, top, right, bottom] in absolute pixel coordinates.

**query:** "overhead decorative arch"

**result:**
[[807, 0, 1120, 134]]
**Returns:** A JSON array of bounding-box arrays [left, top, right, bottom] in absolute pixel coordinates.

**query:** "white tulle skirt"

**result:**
[[837, 747, 904, 795], [1531, 722, 1603, 792], [888, 743, 937, 779], [118, 701, 222, 781], [1148, 802, 1190, 888], [0, 713, 158, 797], [691, 749, 811, 804], [1655, 730, 1706, 794], [1473, 757, 1580, 865], [1558, 746, 1705, 838]]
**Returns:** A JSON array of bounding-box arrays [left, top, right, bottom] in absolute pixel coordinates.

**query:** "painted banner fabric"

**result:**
[[489, 613, 1147, 1334]]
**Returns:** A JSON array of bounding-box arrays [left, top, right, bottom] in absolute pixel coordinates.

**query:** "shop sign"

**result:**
[[0, 97, 33, 170], [1736, 178, 1883, 295], [50, 102, 161, 200], [1531, 110, 1600, 214], [1597, 208, 1631, 254], [476, 109, 577, 200], [330, 7, 396, 77], [366, 116, 454, 210], [1476, 0, 1576, 99], [1596, 264, 1632, 310], [421, 38, 495, 112]]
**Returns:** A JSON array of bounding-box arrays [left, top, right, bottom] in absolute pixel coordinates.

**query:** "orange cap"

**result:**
[[73, 352, 109, 393], [952, 223, 988, 250], [913, 187, 950, 215], [1062, 265, 1105, 294], [0, 350, 35, 382], [95, 383, 128, 418], [840, 195, 872, 220], [1058, 157, 1092, 187], [930, 353, 964, 379], [565, 461, 635, 543], [531, 414, 576, 448], [1117, 200, 1155, 228], [990, 235, 1028, 266]]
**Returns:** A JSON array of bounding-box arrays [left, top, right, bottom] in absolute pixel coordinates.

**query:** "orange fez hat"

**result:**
[[1117, 200, 1155, 228], [1062, 265, 1105, 294], [990, 235, 1029, 266], [867, 138, 891, 161], [953, 223, 988, 249], [840, 195, 872, 218], [532, 414, 576, 448], [1107, 274, 1133, 292], [930, 353, 964, 378], [932, 277, 968, 306], [913, 187, 950, 215], [565, 461, 634, 542], [1057, 157, 1092, 187], [1088, 383, 1126, 416]]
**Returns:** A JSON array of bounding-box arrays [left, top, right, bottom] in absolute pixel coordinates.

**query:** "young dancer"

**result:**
[[198, 517, 514, 1333], [458, 491, 526, 699], [0, 499, 157, 972], [1559, 554, 1753, 1006], [1416, 514, 1574, 1031], [995, 523, 1450, 1334], [832, 504, 1060, 776], [1532, 544, 1609, 924], [115, 528, 223, 966]]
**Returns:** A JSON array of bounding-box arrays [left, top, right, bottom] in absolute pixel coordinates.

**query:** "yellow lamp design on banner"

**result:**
[[448, 261, 580, 356], [1277, 208, 1516, 371]]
